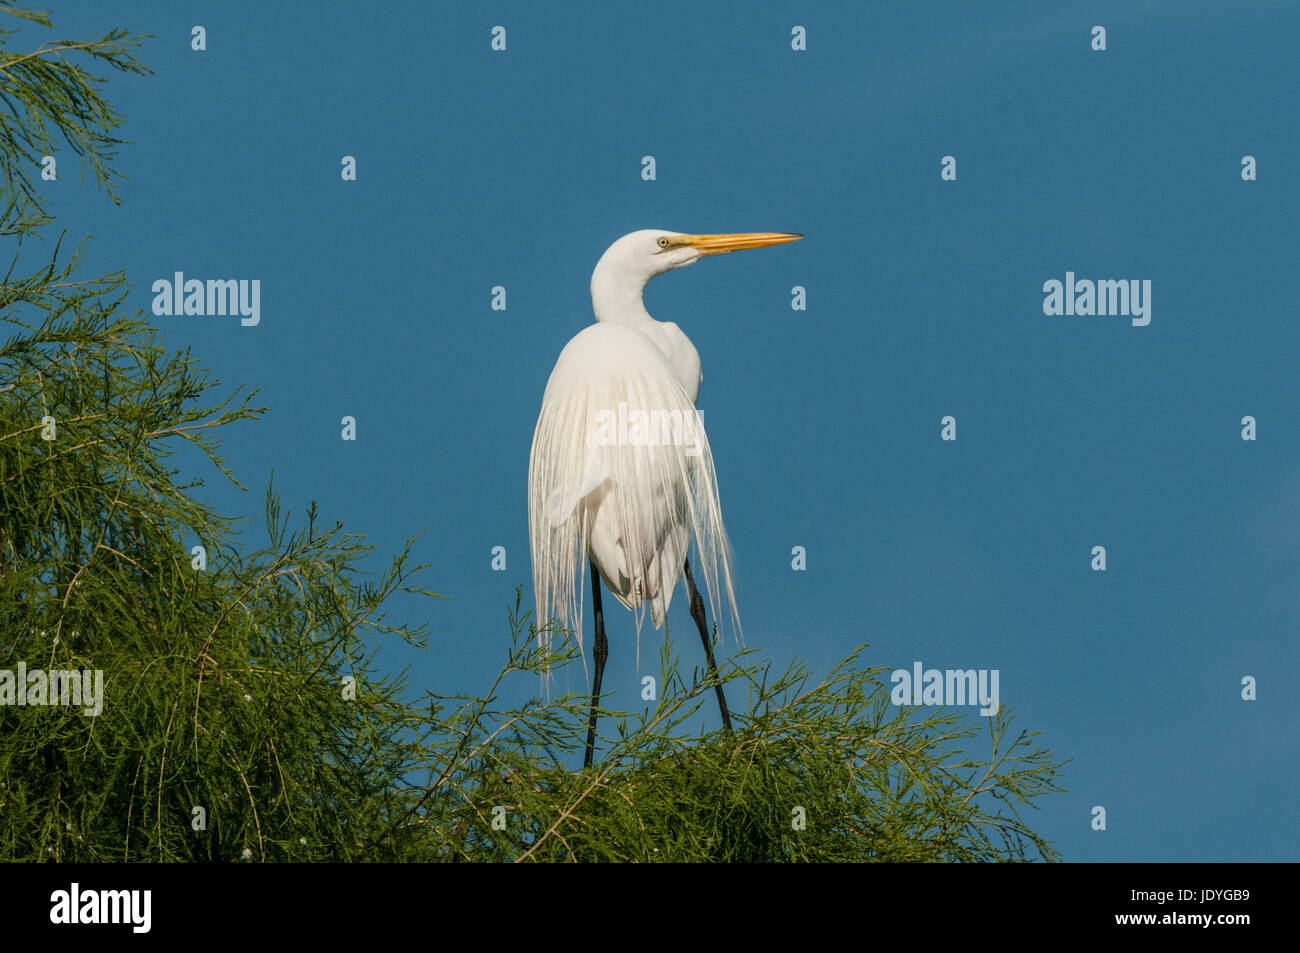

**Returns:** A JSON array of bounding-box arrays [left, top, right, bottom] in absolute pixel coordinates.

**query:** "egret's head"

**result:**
[[591, 229, 802, 322]]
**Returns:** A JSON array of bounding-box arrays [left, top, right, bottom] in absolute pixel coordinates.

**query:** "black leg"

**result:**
[[683, 558, 732, 732], [583, 568, 608, 769]]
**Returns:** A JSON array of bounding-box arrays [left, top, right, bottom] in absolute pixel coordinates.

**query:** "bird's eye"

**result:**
[[657, 237, 670, 248]]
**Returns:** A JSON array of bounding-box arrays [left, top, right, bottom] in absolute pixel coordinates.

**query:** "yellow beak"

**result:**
[[682, 232, 803, 256]]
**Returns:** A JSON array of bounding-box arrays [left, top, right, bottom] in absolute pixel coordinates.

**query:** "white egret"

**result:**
[[528, 229, 802, 767]]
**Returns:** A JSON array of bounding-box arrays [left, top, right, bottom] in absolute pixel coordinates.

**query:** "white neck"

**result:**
[[591, 267, 656, 327]]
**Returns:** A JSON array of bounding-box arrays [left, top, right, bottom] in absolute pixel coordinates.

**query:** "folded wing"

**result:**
[[528, 322, 738, 668]]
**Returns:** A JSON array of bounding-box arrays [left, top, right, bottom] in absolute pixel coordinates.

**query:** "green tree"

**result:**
[[0, 2, 437, 862], [0, 3, 1067, 863]]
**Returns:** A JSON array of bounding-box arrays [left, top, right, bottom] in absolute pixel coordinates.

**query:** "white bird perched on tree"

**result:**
[[528, 229, 802, 767]]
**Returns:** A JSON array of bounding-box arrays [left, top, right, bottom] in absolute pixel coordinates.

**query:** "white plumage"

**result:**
[[528, 229, 800, 668]]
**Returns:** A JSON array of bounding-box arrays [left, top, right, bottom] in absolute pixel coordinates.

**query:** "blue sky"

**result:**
[[31, 0, 1299, 860]]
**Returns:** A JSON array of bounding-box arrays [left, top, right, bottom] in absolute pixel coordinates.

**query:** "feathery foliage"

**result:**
[[398, 604, 1065, 862], [0, 0, 151, 238]]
